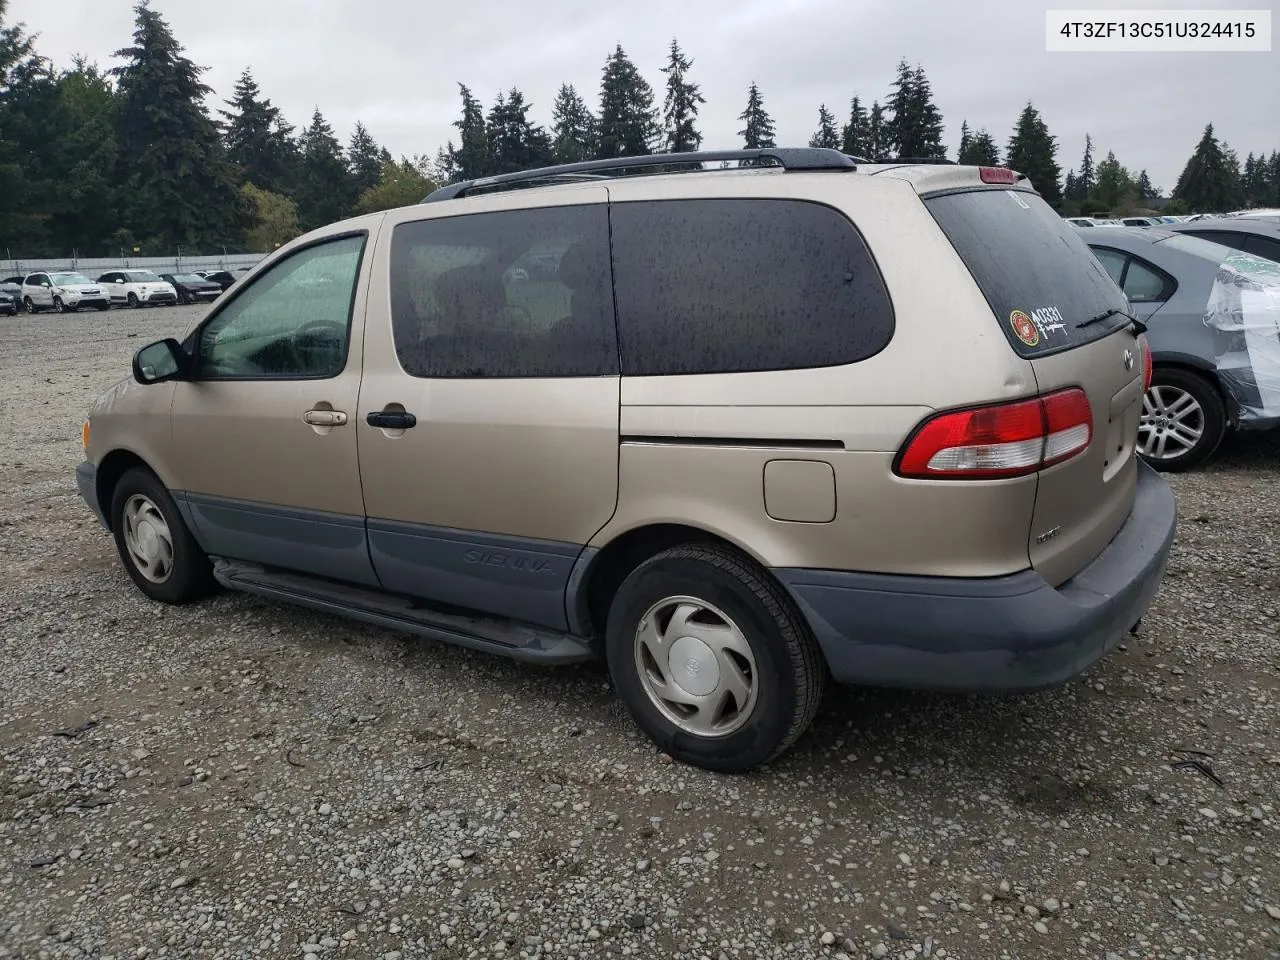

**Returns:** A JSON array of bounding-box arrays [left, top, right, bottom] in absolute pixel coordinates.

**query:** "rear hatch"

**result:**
[[925, 185, 1147, 586]]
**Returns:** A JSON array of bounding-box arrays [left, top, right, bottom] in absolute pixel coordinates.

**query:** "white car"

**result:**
[[20, 271, 111, 313], [95, 270, 179, 308]]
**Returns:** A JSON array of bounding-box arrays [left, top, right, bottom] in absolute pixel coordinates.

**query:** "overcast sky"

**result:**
[[7, 0, 1276, 193]]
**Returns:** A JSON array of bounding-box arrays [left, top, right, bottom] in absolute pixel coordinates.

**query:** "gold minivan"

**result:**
[[76, 148, 1177, 772]]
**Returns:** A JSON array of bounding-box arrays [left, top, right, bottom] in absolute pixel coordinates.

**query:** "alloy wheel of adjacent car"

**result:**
[[52, 296, 65, 313], [23, 296, 35, 313], [127, 292, 139, 308], [605, 543, 825, 773], [1138, 368, 1227, 472]]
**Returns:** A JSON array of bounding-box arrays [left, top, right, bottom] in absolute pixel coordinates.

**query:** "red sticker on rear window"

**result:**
[[1010, 309, 1040, 347]]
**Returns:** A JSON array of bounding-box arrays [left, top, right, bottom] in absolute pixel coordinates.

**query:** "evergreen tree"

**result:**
[[1005, 101, 1061, 205], [0, 13, 62, 253], [348, 121, 383, 193], [219, 68, 298, 194], [867, 101, 886, 159], [956, 120, 972, 162], [295, 108, 355, 230], [1172, 124, 1242, 213], [1077, 134, 1096, 199], [1094, 150, 1135, 210], [486, 88, 553, 174], [596, 44, 659, 158], [1136, 169, 1155, 201], [883, 60, 945, 158], [1063, 170, 1078, 203], [737, 81, 775, 149], [47, 62, 121, 254], [660, 37, 704, 153], [808, 104, 840, 149], [431, 142, 457, 184], [551, 83, 596, 163], [958, 127, 1000, 166], [1268, 151, 1280, 205], [840, 96, 870, 157], [449, 83, 490, 181], [111, 2, 247, 250]]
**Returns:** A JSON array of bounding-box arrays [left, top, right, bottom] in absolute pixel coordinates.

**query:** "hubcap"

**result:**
[[1139, 385, 1205, 460], [122, 494, 175, 583], [633, 596, 759, 738]]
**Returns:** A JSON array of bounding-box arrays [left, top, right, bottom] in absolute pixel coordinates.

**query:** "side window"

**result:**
[[1092, 248, 1127, 285], [195, 233, 366, 380], [1189, 230, 1248, 251], [1122, 257, 1172, 302], [388, 204, 616, 378], [609, 198, 894, 375], [1243, 234, 1280, 263]]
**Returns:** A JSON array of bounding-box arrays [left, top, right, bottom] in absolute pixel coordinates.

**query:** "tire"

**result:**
[[604, 543, 825, 773], [178, 290, 190, 305], [52, 296, 65, 313], [23, 296, 36, 313], [1138, 367, 1227, 472], [109, 466, 214, 604], [127, 292, 139, 308]]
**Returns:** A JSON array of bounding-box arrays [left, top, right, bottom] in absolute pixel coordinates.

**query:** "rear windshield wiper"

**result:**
[[1078, 307, 1147, 335]]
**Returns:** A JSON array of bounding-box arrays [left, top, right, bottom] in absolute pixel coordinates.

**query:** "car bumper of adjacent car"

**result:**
[[775, 460, 1178, 694], [141, 292, 177, 304], [76, 461, 108, 529]]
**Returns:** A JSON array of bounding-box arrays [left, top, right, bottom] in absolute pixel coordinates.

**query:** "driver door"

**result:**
[[167, 229, 379, 586]]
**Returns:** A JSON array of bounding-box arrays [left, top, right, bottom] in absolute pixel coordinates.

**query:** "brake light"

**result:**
[[896, 388, 1093, 480], [979, 166, 1017, 184], [1140, 336, 1152, 391]]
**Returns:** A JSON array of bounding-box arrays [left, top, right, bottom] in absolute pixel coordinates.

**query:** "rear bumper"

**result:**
[[76, 461, 108, 530], [776, 461, 1178, 693]]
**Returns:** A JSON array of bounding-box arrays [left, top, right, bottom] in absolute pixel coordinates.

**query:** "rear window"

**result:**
[[925, 189, 1130, 357], [1156, 233, 1236, 265], [610, 198, 894, 376]]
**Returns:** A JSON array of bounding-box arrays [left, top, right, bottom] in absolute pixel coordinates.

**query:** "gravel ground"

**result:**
[[1, 305, 1279, 960]]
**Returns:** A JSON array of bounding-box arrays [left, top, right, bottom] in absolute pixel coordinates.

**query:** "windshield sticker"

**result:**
[[1010, 309, 1040, 347], [1029, 306, 1068, 339], [1006, 190, 1031, 210]]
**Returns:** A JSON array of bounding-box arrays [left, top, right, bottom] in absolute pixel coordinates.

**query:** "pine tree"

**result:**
[[1077, 134, 1096, 200], [808, 104, 840, 149], [487, 88, 553, 174], [660, 38, 704, 153], [957, 120, 972, 162], [1005, 101, 1062, 205], [295, 108, 355, 230], [348, 121, 383, 193], [449, 83, 490, 181], [867, 101, 886, 160], [1268, 151, 1280, 205], [112, 2, 247, 250], [958, 127, 1000, 166], [1063, 170, 1078, 203], [46, 61, 121, 254], [596, 45, 659, 158], [737, 81, 775, 149], [1172, 124, 1242, 213], [219, 68, 298, 195], [0, 4, 58, 252], [840, 96, 870, 157], [908, 66, 945, 158], [1136, 169, 1155, 201], [551, 83, 596, 163], [883, 59, 914, 157]]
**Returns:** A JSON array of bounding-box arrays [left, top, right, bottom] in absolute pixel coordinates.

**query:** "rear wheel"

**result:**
[[604, 543, 825, 773], [23, 296, 36, 313], [109, 467, 214, 604], [1139, 367, 1227, 472]]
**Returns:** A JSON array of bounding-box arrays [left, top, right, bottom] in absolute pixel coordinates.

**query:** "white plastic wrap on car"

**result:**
[[1203, 250, 1280, 424]]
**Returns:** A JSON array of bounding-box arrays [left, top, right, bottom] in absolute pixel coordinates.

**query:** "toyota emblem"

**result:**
[[1123, 348, 1134, 371]]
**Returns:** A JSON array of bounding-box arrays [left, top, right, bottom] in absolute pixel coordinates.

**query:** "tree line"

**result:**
[[2, 0, 1277, 260]]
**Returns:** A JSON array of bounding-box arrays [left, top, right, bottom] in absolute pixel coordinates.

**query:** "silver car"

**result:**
[[1084, 227, 1280, 470]]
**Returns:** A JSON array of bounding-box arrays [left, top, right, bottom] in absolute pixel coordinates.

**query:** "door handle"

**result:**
[[303, 409, 348, 426], [366, 410, 417, 429]]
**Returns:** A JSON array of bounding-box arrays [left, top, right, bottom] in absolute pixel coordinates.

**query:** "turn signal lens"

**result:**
[[81, 419, 90, 449]]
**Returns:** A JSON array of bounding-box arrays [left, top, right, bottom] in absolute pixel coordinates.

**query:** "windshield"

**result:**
[[51, 273, 92, 284], [171, 274, 206, 283], [126, 271, 163, 282], [1156, 233, 1237, 265]]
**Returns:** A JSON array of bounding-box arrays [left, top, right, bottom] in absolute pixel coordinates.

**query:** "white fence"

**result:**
[[1, 253, 266, 277]]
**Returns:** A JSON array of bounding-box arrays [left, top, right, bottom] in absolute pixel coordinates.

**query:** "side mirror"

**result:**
[[115, 279, 125, 284], [132, 338, 189, 385]]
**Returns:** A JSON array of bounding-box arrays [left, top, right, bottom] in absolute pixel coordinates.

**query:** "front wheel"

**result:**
[[23, 296, 36, 313], [109, 467, 215, 604], [605, 543, 825, 773], [1139, 367, 1228, 472], [127, 292, 139, 308]]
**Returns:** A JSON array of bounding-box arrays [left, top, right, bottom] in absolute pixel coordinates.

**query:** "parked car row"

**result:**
[[1, 266, 257, 313]]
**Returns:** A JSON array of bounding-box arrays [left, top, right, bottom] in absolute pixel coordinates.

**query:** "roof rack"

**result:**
[[879, 156, 957, 165], [422, 147, 857, 203]]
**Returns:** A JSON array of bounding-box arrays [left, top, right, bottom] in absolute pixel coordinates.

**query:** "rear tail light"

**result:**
[[1140, 336, 1152, 391], [895, 388, 1093, 480], [979, 166, 1017, 184]]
